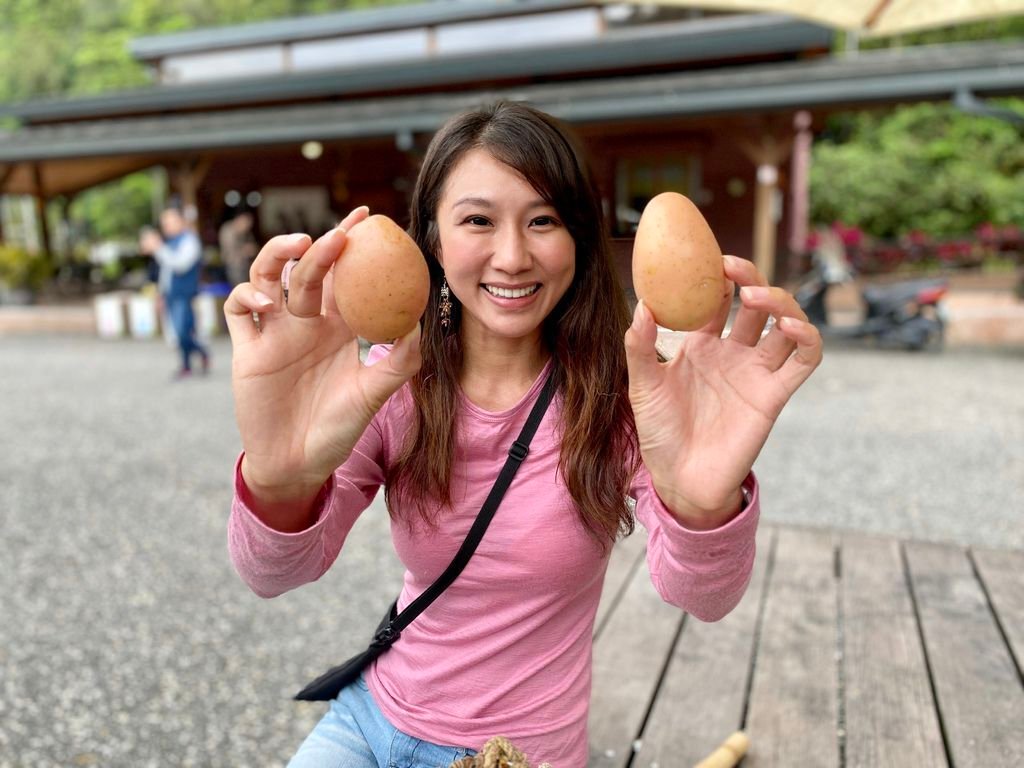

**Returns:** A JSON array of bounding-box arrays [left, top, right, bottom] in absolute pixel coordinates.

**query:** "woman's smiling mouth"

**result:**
[[482, 284, 541, 299]]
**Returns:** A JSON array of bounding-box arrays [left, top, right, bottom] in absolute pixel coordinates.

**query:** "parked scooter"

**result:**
[[795, 231, 948, 351]]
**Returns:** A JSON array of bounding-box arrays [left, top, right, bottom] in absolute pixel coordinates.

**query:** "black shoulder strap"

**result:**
[[371, 367, 558, 648]]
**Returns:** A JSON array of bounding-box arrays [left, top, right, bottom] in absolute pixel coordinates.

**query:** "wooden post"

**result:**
[[0, 164, 14, 243], [170, 156, 213, 229], [60, 195, 76, 264], [788, 111, 813, 256], [738, 134, 793, 283], [753, 164, 779, 284], [177, 162, 197, 215], [32, 163, 52, 258]]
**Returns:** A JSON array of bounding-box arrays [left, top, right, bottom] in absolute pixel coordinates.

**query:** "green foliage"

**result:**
[[0, 0, 410, 103], [810, 100, 1024, 239], [69, 170, 158, 241], [0, 242, 53, 290], [859, 15, 1024, 49], [833, 15, 1024, 52]]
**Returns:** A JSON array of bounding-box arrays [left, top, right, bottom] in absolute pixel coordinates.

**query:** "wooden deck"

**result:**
[[587, 525, 1024, 767]]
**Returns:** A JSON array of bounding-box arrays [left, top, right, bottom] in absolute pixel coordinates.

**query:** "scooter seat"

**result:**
[[862, 278, 946, 310]]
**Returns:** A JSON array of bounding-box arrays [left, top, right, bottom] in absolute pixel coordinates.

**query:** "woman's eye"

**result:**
[[464, 216, 491, 226], [531, 216, 558, 227]]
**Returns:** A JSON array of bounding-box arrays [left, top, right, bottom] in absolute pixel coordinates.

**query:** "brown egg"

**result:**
[[332, 215, 430, 343], [632, 192, 726, 331]]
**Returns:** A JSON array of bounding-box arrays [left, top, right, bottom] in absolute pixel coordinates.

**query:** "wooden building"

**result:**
[[1, 0, 1022, 281]]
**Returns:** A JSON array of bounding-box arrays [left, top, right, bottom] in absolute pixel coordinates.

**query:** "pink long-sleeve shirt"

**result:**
[[228, 347, 760, 766]]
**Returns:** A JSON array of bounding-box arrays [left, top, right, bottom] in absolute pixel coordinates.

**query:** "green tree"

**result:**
[[71, 171, 159, 242], [855, 15, 1024, 49], [810, 100, 1024, 239], [0, 0, 411, 103], [814, 15, 1024, 239]]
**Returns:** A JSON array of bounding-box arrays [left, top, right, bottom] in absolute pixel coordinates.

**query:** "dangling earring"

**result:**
[[439, 278, 453, 331]]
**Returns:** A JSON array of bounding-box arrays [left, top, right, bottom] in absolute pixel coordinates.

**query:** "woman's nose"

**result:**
[[490, 227, 531, 273]]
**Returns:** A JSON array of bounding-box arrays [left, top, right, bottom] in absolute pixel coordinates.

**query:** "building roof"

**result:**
[[3, 40, 1022, 197], [3, 41, 1021, 166], [1, 14, 830, 123], [129, 0, 597, 60]]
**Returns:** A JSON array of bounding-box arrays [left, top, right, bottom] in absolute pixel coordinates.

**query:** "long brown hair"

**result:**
[[385, 101, 639, 548]]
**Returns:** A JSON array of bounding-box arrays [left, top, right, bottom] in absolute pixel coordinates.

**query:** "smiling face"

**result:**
[[435, 148, 576, 350]]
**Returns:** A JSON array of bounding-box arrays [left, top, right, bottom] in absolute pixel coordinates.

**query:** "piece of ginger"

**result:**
[[449, 736, 552, 768]]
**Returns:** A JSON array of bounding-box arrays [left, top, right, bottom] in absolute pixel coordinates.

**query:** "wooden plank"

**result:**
[[744, 527, 839, 768], [635, 526, 774, 766], [972, 546, 1024, 677], [594, 530, 646, 638], [588, 555, 683, 767], [905, 541, 1024, 767], [841, 534, 947, 767]]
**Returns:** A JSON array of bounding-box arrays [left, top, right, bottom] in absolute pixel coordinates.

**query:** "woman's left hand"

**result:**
[[624, 254, 823, 529]]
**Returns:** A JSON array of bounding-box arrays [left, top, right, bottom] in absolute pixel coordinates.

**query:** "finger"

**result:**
[[286, 226, 348, 318], [337, 205, 370, 232], [723, 256, 771, 346], [289, 207, 370, 319], [775, 316, 824, 391], [357, 322, 423, 412], [736, 284, 807, 348], [224, 283, 275, 345], [699, 266, 736, 339], [757, 319, 797, 369], [739, 286, 810, 368], [624, 300, 661, 400], [250, 233, 312, 300], [738, 286, 808, 325], [322, 264, 341, 317]]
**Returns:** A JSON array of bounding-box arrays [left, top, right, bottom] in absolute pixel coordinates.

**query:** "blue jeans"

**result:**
[[166, 294, 208, 371], [287, 674, 477, 768]]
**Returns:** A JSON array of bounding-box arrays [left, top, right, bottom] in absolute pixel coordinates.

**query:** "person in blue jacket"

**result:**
[[141, 204, 210, 378]]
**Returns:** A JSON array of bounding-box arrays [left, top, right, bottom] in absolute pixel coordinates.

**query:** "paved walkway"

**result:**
[[1, 336, 1020, 766]]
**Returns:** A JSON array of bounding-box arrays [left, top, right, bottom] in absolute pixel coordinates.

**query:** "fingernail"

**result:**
[[287, 233, 309, 244], [337, 206, 369, 230], [780, 316, 801, 330], [741, 286, 769, 301], [254, 292, 274, 307], [723, 254, 739, 267]]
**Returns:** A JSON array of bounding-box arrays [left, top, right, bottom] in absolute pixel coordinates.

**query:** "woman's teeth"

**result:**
[[484, 284, 540, 299]]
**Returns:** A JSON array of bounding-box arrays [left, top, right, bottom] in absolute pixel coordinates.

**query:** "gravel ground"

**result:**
[[0, 334, 1021, 767]]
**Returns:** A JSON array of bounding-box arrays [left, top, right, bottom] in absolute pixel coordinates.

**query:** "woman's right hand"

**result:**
[[223, 206, 422, 530]]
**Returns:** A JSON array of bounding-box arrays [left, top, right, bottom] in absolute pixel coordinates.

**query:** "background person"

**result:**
[[219, 209, 259, 287], [140, 204, 210, 379], [223, 102, 822, 766]]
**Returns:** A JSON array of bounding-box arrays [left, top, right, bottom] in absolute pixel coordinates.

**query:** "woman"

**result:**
[[224, 102, 822, 767]]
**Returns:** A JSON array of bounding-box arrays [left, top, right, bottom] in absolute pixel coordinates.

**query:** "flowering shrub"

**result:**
[[807, 221, 1021, 273]]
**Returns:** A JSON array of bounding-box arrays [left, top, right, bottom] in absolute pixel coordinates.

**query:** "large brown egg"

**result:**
[[332, 215, 430, 343], [632, 192, 726, 331]]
